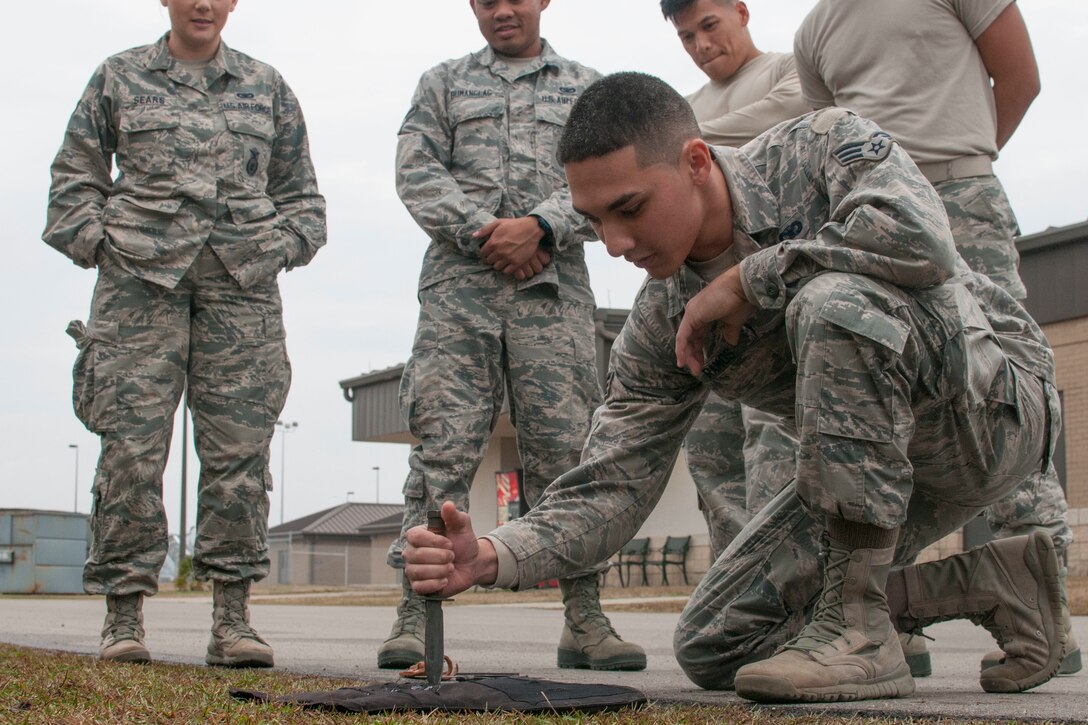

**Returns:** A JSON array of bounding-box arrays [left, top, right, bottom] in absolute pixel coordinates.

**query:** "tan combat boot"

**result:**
[[980, 564, 1081, 676], [99, 593, 151, 663], [898, 632, 932, 678], [205, 580, 274, 668], [377, 582, 426, 669], [896, 531, 1066, 693], [557, 574, 646, 671], [734, 525, 913, 703]]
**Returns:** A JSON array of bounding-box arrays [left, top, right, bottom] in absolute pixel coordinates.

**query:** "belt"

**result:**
[[916, 155, 993, 184]]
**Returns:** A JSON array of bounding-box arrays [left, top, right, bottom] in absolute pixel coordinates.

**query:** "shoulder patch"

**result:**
[[832, 132, 894, 166], [809, 107, 849, 135]]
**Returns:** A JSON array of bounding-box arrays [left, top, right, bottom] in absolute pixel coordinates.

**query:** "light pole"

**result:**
[[346, 490, 355, 503], [275, 420, 298, 525], [372, 466, 380, 503], [179, 385, 189, 561], [68, 444, 79, 512]]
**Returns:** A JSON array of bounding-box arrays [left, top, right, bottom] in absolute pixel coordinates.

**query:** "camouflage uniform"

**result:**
[[686, 398, 795, 560], [792, 0, 1071, 560], [43, 35, 326, 595], [935, 176, 1070, 553], [487, 109, 1059, 688], [389, 41, 602, 564], [682, 60, 805, 561]]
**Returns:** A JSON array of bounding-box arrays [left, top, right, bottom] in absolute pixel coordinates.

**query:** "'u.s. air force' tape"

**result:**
[[832, 131, 894, 166]]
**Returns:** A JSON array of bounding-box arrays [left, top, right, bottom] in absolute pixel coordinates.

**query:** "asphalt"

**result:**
[[1, 593, 1085, 723]]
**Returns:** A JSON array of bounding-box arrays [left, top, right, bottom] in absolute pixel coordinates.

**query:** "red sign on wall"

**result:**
[[496, 470, 520, 526]]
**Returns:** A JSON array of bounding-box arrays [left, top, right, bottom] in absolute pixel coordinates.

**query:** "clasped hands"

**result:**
[[476, 217, 551, 281]]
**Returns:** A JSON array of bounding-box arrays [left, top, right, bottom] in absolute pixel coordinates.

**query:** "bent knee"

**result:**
[[674, 625, 756, 690]]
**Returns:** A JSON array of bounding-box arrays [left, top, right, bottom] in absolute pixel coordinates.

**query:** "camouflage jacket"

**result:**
[[395, 41, 600, 303], [43, 35, 326, 290], [488, 109, 1056, 587]]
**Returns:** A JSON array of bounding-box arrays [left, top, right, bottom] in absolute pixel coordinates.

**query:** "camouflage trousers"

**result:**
[[673, 271, 1058, 689], [936, 175, 1026, 300], [685, 397, 796, 561], [938, 176, 1071, 555], [71, 245, 289, 595], [683, 176, 1070, 565], [388, 272, 601, 569]]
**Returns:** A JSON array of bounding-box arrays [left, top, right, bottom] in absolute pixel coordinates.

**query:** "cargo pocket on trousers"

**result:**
[[68, 319, 120, 433], [812, 292, 909, 444]]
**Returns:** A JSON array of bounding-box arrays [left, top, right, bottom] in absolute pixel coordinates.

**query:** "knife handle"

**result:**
[[427, 509, 446, 536]]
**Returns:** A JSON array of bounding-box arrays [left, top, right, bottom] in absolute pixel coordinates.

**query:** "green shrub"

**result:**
[[173, 555, 203, 591]]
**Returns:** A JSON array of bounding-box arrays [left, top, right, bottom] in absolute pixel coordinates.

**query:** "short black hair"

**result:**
[[558, 72, 700, 168], [660, 0, 697, 19], [660, 0, 733, 20]]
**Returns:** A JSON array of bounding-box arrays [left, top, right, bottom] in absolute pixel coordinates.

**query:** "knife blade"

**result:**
[[424, 509, 446, 690]]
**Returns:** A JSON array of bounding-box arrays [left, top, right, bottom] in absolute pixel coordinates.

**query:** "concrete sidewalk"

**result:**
[[0, 594, 1084, 722]]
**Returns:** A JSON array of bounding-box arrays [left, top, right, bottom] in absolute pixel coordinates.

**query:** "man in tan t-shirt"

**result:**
[[660, 0, 808, 567], [666, 0, 808, 145], [794, 0, 1078, 677]]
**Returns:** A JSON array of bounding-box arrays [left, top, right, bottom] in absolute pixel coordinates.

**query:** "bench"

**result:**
[[616, 537, 650, 587], [651, 535, 692, 586]]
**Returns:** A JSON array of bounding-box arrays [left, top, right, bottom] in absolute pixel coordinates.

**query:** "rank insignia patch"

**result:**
[[832, 132, 894, 166]]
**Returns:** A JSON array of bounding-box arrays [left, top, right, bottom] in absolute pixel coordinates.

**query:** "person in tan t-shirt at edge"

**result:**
[[793, 0, 1078, 679]]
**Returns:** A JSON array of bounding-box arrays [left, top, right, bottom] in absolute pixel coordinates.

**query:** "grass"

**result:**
[[0, 643, 1059, 725]]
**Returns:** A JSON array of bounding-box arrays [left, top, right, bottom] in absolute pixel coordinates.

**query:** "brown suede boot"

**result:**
[[979, 564, 1081, 676], [377, 580, 426, 669], [557, 574, 646, 671], [896, 531, 1066, 693], [735, 524, 913, 703], [99, 593, 151, 663], [205, 581, 274, 668]]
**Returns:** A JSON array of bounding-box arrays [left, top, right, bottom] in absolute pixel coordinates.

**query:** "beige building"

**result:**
[[1017, 220, 1088, 576], [340, 220, 1088, 581], [262, 502, 403, 588]]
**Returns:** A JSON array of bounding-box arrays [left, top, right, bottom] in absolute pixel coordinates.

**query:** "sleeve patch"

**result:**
[[809, 106, 849, 135], [832, 132, 894, 166]]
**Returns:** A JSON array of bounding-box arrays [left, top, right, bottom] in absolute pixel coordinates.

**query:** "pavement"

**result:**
[[1, 593, 1085, 723]]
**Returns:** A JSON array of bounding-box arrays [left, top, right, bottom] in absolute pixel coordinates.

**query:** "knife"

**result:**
[[424, 509, 446, 690]]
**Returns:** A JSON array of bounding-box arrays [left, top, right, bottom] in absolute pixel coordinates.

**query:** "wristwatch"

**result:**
[[530, 214, 555, 250]]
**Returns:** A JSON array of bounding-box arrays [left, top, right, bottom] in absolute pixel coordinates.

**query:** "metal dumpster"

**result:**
[[0, 509, 89, 594]]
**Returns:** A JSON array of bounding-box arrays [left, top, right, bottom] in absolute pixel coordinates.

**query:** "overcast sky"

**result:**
[[2, 1, 1085, 535]]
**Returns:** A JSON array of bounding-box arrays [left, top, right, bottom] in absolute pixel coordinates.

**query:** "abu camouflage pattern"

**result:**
[[935, 174, 1071, 556], [485, 109, 1059, 685], [935, 174, 1026, 300], [685, 396, 796, 561], [390, 275, 601, 567], [394, 41, 600, 302], [985, 461, 1071, 555], [73, 247, 289, 594], [43, 35, 326, 290], [388, 42, 603, 571], [45, 35, 324, 594]]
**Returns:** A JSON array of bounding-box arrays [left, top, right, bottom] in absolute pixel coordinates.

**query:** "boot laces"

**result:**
[[218, 584, 260, 639], [783, 543, 851, 653], [105, 596, 142, 642], [391, 594, 425, 636], [571, 580, 620, 639]]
